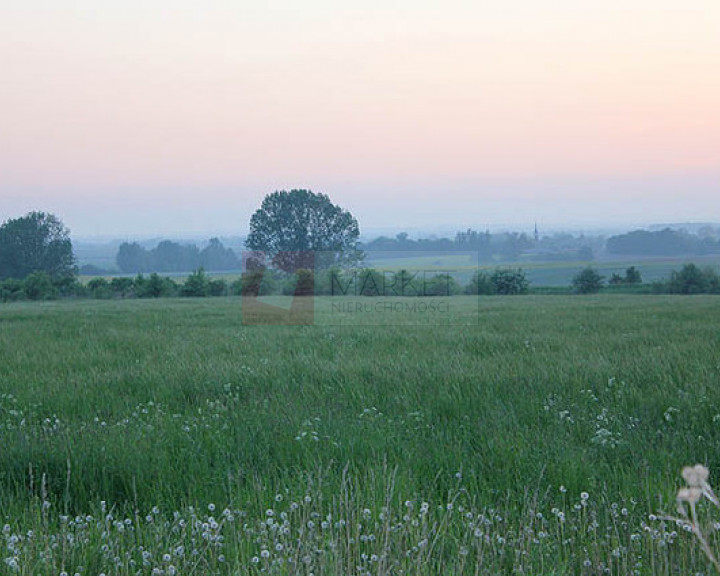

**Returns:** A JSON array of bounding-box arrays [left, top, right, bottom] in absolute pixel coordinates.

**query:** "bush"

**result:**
[[207, 278, 227, 297], [609, 266, 642, 286], [87, 277, 112, 299], [110, 277, 134, 298], [181, 269, 209, 297], [572, 267, 604, 294], [624, 266, 642, 284], [667, 264, 720, 294], [24, 272, 56, 300], [0, 278, 25, 302], [424, 273, 461, 296], [135, 273, 176, 298], [294, 269, 315, 296], [356, 269, 384, 296], [465, 271, 494, 295], [234, 270, 279, 296], [490, 268, 529, 295], [315, 267, 344, 296]]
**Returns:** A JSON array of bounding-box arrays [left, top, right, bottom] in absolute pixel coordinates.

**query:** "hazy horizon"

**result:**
[[2, 1, 719, 237]]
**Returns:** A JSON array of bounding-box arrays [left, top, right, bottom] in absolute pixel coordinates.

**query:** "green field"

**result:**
[[1, 295, 720, 574]]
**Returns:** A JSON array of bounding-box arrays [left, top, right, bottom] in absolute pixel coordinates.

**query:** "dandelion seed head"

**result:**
[[682, 465, 709, 488], [677, 487, 702, 504]]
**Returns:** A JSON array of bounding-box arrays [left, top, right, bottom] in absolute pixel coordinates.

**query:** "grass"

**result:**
[[1, 295, 720, 573]]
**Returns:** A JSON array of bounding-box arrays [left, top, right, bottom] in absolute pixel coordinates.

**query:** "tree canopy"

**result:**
[[245, 189, 362, 272], [0, 212, 76, 280], [116, 238, 240, 273]]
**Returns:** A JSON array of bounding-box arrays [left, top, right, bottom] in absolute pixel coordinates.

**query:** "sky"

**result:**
[[1, 0, 719, 238]]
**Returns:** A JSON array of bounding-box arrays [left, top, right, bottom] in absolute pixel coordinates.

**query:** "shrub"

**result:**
[[280, 270, 316, 296], [424, 273, 461, 296], [110, 277, 134, 298], [315, 267, 344, 296], [0, 278, 25, 302], [24, 271, 56, 300], [87, 277, 112, 299], [181, 269, 210, 297], [572, 267, 604, 294], [465, 271, 494, 295], [357, 269, 384, 296], [207, 278, 228, 297], [667, 263, 720, 294], [135, 273, 176, 298], [608, 273, 624, 285], [624, 266, 642, 284], [294, 269, 315, 296], [490, 268, 529, 295]]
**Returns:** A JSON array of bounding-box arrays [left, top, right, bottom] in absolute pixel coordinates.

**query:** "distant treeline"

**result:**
[[362, 230, 595, 261], [606, 228, 720, 256], [116, 238, 240, 273], [3, 263, 720, 303], [364, 226, 720, 260], [101, 227, 720, 276]]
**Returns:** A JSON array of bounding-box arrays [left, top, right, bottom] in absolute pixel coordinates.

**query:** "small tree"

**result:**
[[624, 266, 642, 284], [0, 212, 76, 280], [181, 269, 210, 297], [110, 277, 134, 298], [24, 271, 56, 300], [490, 268, 529, 295], [667, 263, 719, 294], [0, 278, 24, 302], [465, 271, 494, 295], [608, 273, 624, 285], [424, 273, 461, 296], [357, 269, 384, 296], [572, 267, 604, 294], [207, 278, 228, 297], [88, 277, 112, 299], [135, 273, 176, 298]]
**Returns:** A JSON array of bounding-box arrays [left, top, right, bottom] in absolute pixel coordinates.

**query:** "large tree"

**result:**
[[0, 211, 76, 280], [245, 189, 362, 272]]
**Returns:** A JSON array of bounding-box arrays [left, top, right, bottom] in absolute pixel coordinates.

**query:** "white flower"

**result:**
[[682, 465, 709, 488], [677, 487, 702, 504]]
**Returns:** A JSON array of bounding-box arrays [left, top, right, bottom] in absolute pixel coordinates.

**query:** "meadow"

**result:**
[[1, 295, 720, 574]]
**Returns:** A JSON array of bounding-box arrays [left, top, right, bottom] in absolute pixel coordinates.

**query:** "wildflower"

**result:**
[[682, 465, 709, 488], [677, 487, 702, 504]]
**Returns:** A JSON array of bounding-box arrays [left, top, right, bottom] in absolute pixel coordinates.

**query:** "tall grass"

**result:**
[[1, 295, 719, 572]]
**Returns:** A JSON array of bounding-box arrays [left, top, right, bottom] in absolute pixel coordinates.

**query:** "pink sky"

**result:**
[[1, 0, 719, 236]]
